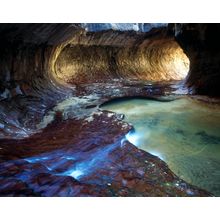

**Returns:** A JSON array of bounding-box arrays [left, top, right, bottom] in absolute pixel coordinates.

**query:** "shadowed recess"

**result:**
[[0, 24, 219, 197]]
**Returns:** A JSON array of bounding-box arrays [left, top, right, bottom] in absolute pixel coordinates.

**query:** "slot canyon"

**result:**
[[0, 23, 219, 196]]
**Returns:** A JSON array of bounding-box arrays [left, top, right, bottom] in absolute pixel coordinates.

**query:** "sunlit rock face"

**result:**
[[0, 24, 82, 101], [0, 24, 188, 100], [0, 23, 219, 196], [171, 23, 220, 96], [0, 24, 82, 138], [55, 29, 189, 84], [0, 23, 219, 100]]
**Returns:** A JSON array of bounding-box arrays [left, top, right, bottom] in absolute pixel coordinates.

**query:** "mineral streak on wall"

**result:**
[[0, 24, 219, 140], [0, 24, 82, 101], [0, 23, 220, 100], [0, 23, 219, 197], [55, 37, 189, 84], [0, 24, 190, 101]]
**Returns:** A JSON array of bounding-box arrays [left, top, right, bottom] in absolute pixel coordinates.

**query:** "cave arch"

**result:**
[[0, 24, 191, 101], [54, 34, 189, 85]]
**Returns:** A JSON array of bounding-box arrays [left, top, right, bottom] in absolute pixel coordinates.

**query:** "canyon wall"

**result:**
[[0, 24, 82, 101], [55, 31, 189, 84], [0, 23, 219, 99], [171, 23, 220, 96]]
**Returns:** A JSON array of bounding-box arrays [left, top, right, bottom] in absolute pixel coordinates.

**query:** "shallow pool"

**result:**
[[102, 97, 220, 195]]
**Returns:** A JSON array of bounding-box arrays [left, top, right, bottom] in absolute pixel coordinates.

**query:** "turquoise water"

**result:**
[[102, 97, 220, 196]]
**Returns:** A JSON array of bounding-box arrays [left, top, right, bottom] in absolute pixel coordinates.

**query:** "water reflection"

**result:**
[[125, 131, 140, 146], [102, 97, 220, 195]]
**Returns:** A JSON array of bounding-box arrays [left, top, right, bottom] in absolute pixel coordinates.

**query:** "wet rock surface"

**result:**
[[0, 81, 213, 196], [0, 24, 219, 196]]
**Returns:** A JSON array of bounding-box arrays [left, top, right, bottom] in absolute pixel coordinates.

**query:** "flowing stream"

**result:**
[[102, 97, 220, 195]]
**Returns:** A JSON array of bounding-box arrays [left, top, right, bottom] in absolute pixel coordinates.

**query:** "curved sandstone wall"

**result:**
[[0, 23, 219, 100], [172, 23, 220, 96], [0, 25, 189, 101], [55, 38, 189, 84], [0, 24, 82, 101]]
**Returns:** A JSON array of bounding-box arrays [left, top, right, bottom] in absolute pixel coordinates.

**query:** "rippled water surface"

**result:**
[[102, 97, 220, 195]]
